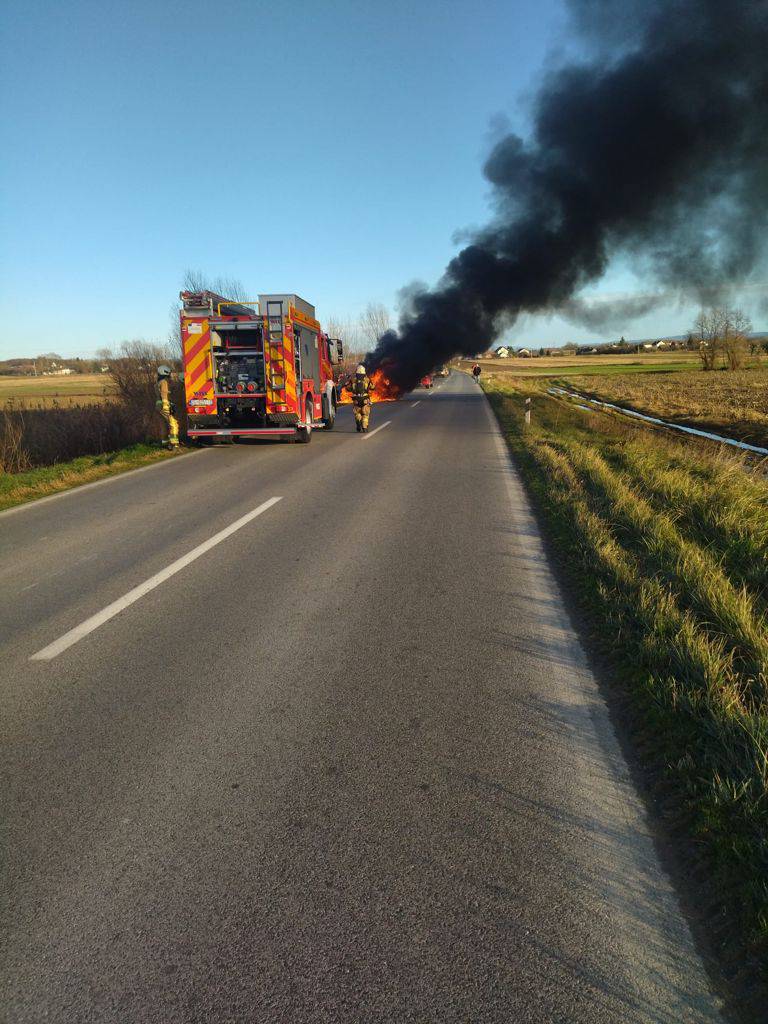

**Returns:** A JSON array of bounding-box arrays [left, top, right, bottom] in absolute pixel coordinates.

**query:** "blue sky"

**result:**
[[0, 0, 763, 359]]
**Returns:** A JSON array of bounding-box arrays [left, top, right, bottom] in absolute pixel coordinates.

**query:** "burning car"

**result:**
[[338, 366, 402, 404]]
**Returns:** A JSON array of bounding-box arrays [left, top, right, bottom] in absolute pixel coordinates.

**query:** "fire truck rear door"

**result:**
[[298, 326, 321, 390]]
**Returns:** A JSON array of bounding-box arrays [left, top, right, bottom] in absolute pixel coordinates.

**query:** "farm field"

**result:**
[[460, 351, 701, 377], [462, 353, 767, 445], [564, 367, 768, 447], [0, 373, 113, 407], [484, 375, 768, 991]]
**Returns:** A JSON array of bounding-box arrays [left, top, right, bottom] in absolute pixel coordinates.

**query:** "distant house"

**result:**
[[517, 348, 533, 358], [494, 346, 511, 358], [49, 367, 74, 375]]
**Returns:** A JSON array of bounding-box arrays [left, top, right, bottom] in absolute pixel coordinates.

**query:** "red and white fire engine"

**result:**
[[180, 291, 343, 443]]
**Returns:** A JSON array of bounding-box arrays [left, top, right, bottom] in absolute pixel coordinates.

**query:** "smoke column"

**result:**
[[367, 0, 768, 389]]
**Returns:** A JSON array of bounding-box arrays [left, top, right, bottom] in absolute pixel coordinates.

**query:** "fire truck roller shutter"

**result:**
[[299, 326, 321, 390]]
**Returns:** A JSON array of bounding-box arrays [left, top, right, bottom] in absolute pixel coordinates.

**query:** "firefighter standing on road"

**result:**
[[472, 362, 482, 382], [349, 364, 375, 433], [156, 365, 179, 449]]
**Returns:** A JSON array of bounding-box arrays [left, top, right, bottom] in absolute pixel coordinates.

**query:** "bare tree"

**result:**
[[718, 306, 752, 371], [326, 316, 350, 343], [99, 339, 182, 432], [692, 306, 753, 370], [327, 315, 366, 374], [169, 270, 251, 352], [181, 269, 250, 302], [692, 309, 722, 370], [168, 302, 183, 353], [359, 302, 391, 349]]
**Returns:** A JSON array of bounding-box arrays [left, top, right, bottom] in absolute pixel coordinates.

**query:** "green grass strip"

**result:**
[[0, 444, 188, 511], [484, 379, 768, 988]]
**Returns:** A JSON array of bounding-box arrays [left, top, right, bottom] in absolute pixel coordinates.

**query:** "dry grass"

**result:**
[[485, 376, 768, 990], [0, 350, 186, 476], [0, 402, 166, 472], [0, 373, 114, 408], [567, 367, 768, 447]]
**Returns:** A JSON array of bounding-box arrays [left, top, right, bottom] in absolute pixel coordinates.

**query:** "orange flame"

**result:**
[[338, 367, 402, 404]]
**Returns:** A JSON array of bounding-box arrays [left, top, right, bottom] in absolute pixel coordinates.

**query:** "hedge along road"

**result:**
[[0, 374, 724, 1023]]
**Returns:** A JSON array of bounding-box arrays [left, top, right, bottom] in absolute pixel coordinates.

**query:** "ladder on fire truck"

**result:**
[[265, 300, 287, 402]]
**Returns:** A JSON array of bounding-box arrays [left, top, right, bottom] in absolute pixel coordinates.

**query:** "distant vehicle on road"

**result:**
[[420, 375, 433, 389], [436, 366, 450, 377]]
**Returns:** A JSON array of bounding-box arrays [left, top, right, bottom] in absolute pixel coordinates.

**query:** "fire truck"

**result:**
[[180, 291, 343, 443]]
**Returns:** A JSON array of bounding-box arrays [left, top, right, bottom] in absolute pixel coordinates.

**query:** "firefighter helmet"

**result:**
[[157, 364, 172, 379], [356, 364, 366, 375]]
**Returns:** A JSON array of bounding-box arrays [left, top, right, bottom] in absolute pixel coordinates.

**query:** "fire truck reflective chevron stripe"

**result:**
[[184, 330, 211, 368], [283, 328, 297, 407], [183, 322, 214, 406], [186, 343, 210, 382], [188, 371, 212, 400]]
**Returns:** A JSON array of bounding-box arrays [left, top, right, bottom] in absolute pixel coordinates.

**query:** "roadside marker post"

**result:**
[[525, 397, 531, 426]]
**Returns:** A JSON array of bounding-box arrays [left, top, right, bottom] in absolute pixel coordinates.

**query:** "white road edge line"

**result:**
[[362, 421, 391, 440], [30, 497, 283, 661], [411, 401, 421, 408]]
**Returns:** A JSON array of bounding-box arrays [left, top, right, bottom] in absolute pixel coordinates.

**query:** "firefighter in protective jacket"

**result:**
[[156, 365, 179, 448], [349, 364, 375, 433]]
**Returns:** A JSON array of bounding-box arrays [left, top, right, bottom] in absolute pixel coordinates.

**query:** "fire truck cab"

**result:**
[[180, 291, 343, 443]]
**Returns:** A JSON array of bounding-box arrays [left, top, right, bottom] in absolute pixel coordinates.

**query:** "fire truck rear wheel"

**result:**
[[296, 397, 313, 443], [322, 395, 335, 431]]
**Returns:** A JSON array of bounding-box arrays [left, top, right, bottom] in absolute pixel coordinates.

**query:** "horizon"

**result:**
[[4, 324, 768, 366]]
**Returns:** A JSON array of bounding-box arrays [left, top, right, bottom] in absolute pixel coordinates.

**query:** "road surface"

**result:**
[[0, 373, 724, 1022]]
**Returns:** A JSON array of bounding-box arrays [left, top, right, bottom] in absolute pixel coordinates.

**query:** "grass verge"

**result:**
[[483, 377, 768, 1007], [0, 443, 189, 512]]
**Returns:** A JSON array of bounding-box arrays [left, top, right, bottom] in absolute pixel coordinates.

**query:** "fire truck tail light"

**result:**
[[246, 382, 256, 392]]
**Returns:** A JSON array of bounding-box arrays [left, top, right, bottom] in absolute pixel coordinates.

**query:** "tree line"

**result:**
[[691, 306, 763, 370]]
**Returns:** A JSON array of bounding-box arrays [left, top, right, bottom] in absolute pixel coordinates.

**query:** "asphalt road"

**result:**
[[0, 373, 724, 1022]]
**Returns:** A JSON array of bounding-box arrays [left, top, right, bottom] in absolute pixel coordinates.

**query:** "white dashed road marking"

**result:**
[[30, 497, 283, 660], [361, 421, 392, 440]]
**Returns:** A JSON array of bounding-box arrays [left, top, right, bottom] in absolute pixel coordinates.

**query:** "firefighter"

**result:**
[[472, 362, 482, 382], [155, 365, 179, 448], [349, 363, 375, 433]]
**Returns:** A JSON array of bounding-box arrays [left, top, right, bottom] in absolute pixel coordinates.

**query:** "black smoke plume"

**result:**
[[558, 292, 666, 333], [367, 0, 768, 388]]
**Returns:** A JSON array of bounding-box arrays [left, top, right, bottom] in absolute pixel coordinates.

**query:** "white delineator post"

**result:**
[[525, 397, 531, 426]]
